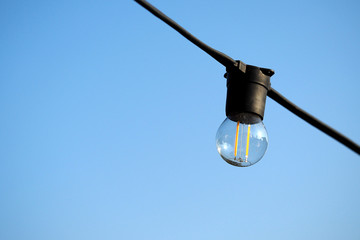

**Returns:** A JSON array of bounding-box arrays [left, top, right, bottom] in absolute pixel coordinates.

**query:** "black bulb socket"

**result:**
[[225, 62, 274, 124]]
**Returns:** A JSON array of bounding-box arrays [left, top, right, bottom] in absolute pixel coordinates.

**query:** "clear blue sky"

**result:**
[[1, 0, 360, 239]]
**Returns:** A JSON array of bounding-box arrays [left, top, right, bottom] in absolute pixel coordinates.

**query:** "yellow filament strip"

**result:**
[[234, 121, 240, 157], [245, 124, 251, 160]]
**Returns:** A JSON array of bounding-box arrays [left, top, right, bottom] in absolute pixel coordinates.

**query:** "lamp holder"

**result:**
[[225, 62, 274, 123]]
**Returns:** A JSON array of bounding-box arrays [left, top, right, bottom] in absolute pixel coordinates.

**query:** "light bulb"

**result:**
[[216, 113, 268, 167]]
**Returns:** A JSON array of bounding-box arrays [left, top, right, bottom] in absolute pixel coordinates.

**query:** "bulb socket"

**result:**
[[225, 63, 274, 122]]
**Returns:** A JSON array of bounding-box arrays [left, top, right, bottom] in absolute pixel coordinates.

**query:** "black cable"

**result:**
[[267, 88, 360, 154], [135, 0, 360, 155], [134, 0, 237, 68]]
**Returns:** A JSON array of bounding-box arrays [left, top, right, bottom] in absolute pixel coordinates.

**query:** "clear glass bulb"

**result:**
[[216, 114, 268, 167]]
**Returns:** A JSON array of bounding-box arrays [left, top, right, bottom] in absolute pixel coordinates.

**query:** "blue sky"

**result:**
[[1, 0, 360, 239]]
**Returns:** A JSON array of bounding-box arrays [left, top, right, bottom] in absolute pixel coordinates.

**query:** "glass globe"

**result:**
[[216, 114, 268, 167]]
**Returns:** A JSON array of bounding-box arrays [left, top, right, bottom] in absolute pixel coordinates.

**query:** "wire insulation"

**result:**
[[267, 88, 360, 154], [134, 0, 237, 68], [135, 0, 360, 155]]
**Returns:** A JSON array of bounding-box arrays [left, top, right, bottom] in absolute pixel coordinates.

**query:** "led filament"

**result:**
[[216, 116, 268, 167]]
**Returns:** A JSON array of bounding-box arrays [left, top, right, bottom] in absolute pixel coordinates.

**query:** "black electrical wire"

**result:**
[[267, 88, 360, 154], [134, 0, 237, 68], [135, 0, 360, 155]]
